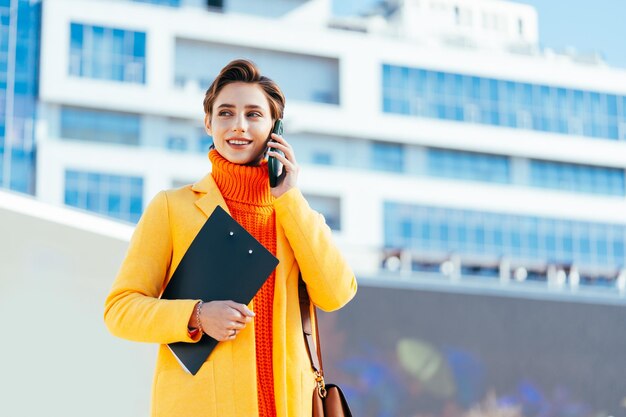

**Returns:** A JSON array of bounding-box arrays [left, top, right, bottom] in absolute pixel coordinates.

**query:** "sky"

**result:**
[[520, 0, 626, 68], [333, 0, 626, 69]]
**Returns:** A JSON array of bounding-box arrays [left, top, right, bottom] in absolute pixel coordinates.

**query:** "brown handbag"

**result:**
[[298, 277, 353, 417]]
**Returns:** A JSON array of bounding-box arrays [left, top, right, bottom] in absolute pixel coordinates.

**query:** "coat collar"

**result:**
[[190, 173, 231, 218]]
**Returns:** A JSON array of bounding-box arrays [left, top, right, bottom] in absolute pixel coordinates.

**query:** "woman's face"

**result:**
[[205, 82, 274, 165]]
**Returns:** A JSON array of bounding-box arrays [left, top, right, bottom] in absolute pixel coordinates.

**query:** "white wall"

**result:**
[[0, 191, 154, 417]]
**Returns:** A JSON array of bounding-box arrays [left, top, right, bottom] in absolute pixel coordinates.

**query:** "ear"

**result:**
[[204, 114, 212, 136]]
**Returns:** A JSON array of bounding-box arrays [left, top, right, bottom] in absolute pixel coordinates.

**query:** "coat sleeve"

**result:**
[[104, 191, 201, 344], [274, 188, 357, 312]]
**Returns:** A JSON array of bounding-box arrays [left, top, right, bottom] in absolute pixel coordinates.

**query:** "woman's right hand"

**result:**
[[198, 300, 255, 341]]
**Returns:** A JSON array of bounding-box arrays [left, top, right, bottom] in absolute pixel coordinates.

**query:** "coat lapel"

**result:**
[[191, 173, 231, 217]]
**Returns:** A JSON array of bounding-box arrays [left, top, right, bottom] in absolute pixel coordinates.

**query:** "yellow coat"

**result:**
[[104, 173, 357, 417]]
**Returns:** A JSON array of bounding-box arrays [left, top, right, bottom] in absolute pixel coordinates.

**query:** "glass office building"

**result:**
[[0, 0, 40, 194], [27, 0, 626, 287]]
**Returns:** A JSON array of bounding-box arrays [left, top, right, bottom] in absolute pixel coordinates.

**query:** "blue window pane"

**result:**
[[65, 190, 79, 206], [129, 212, 141, 223], [61, 107, 140, 145], [65, 170, 79, 183], [589, 93, 601, 113], [133, 32, 146, 57], [401, 219, 412, 239], [108, 194, 121, 213], [474, 227, 485, 245], [426, 148, 510, 183], [607, 95, 618, 116], [452, 74, 463, 97], [384, 202, 626, 275], [528, 232, 539, 252], [381, 64, 626, 141], [493, 229, 503, 246], [470, 77, 481, 99], [521, 84, 532, 107], [452, 106, 464, 120], [70, 23, 83, 48], [488, 79, 498, 102], [488, 111, 499, 125], [579, 237, 591, 254], [510, 231, 521, 248], [312, 152, 332, 165], [562, 235, 573, 252], [530, 159, 625, 196], [131, 178, 143, 194], [439, 223, 449, 240], [130, 196, 143, 214], [69, 22, 146, 84], [613, 240, 625, 258], [434, 71, 445, 95], [382, 97, 392, 112], [371, 142, 404, 173], [92, 25, 104, 37], [607, 123, 619, 140], [167, 136, 187, 151], [382, 64, 392, 89], [86, 191, 100, 211], [456, 225, 467, 243], [64, 170, 144, 223]]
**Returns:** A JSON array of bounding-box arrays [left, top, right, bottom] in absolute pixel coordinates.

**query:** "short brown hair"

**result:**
[[203, 59, 285, 121]]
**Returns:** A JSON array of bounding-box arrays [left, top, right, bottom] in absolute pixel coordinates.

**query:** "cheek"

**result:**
[[258, 123, 272, 138], [212, 123, 227, 138]]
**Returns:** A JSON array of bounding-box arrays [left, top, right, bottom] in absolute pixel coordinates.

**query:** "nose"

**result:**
[[232, 113, 247, 133]]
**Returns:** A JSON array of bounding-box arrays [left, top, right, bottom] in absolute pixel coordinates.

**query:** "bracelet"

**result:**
[[195, 301, 204, 335]]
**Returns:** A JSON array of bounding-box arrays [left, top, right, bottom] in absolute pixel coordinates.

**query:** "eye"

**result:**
[[218, 110, 232, 116], [247, 111, 262, 118]]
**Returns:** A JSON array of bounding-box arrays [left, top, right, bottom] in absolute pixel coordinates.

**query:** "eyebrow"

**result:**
[[217, 103, 265, 110]]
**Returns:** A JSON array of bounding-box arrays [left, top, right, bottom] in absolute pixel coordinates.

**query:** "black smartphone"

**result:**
[[268, 119, 284, 188]]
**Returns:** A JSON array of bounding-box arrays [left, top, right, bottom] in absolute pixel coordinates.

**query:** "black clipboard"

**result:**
[[161, 205, 279, 375]]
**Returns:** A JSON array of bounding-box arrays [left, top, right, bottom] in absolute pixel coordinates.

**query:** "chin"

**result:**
[[215, 145, 264, 166], [227, 152, 257, 166]]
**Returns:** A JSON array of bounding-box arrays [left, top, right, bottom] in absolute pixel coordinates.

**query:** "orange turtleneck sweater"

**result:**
[[209, 149, 277, 417]]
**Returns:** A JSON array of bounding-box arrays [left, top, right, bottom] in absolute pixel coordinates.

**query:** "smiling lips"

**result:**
[[227, 138, 252, 146]]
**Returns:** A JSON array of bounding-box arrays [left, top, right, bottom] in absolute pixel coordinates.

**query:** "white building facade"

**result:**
[[34, 0, 626, 295]]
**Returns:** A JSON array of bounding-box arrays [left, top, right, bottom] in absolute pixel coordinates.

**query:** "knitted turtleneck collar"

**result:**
[[209, 149, 274, 206]]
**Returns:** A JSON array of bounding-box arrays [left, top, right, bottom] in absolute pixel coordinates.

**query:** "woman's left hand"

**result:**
[[268, 133, 300, 198]]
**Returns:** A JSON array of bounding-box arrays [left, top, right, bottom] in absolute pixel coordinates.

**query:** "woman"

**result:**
[[104, 59, 357, 417]]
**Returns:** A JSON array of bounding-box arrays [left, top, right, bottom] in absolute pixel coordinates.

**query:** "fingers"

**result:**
[[225, 300, 255, 320], [221, 318, 248, 341], [200, 301, 255, 341], [216, 321, 245, 341], [268, 134, 298, 168], [217, 327, 238, 342], [268, 134, 293, 156], [221, 303, 253, 340], [228, 321, 246, 330]]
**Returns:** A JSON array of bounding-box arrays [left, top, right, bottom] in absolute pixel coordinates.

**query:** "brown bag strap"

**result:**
[[298, 275, 324, 375]]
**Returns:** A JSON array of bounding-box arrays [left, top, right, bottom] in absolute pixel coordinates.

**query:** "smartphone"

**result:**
[[268, 119, 284, 188]]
